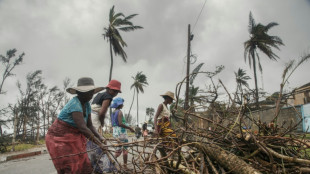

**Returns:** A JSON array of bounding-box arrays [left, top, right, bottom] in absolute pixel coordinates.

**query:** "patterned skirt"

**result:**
[[157, 116, 176, 138], [45, 119, 92, 174], [112, 126, 129, 151]]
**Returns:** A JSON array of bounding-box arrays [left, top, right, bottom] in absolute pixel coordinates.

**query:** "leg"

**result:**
[[123, 149, 128, 168]]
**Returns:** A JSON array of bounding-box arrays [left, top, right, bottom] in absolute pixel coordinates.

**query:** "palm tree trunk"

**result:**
[[128, 89, 135, 121], [252, 55, 259, 108], [137, 89, 139, 125], [109, 40, 114, 82]]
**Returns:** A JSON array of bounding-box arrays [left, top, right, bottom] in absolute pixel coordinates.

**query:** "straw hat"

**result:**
[[160, 91, 175, 100], [66, 77, 105, 94]]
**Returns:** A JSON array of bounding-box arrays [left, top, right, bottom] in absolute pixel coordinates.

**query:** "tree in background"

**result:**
[[244, 12, 284, 108], [146, 107, 155, 124], [234, 68, 251, 105], [129, 71, 148, 125], [103, 5, 143, 81], [0, 49, 24, 136]]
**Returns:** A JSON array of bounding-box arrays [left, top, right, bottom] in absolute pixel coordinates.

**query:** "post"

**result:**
[[184, 24, 191, 110]]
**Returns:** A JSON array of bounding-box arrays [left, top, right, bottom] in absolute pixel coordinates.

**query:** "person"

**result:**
[[110, 97, 134, 169], [87, 79, 121, 173], [45, 77, 106, 174], [154, 91, 176, 138], [134, 125, 141, 139], [142, 121, 148, 137]]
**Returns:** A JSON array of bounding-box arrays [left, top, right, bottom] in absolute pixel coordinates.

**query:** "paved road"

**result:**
[[0, 136, 144, 174], [0, 153, 56, 174]]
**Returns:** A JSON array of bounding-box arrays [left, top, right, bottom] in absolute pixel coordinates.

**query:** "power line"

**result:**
[[192, 0, 207, 33]]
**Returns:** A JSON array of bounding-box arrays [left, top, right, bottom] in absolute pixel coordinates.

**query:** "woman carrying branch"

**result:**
[[87, 79, 121, 173], [45, 77, 106, 174], [110, 97, 134, 169], [154, 91, 176, 138]]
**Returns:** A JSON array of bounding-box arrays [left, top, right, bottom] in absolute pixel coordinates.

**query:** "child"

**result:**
[[110, 97, 134, 169]]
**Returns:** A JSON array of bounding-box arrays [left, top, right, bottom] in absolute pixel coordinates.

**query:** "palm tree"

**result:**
[[129, 72, 148, 125], [103, 6, 143, 81], [244, 11, 284, 108], [234, 68, 251, 104]]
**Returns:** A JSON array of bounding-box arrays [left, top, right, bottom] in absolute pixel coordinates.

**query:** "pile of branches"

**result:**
[[97, 103, 309, 174]]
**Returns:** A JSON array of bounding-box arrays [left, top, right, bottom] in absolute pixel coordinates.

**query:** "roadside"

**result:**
[[0, 144, 47, 163]]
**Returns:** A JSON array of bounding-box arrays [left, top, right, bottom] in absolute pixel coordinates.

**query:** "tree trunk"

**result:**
[[137, 89, 139, 125], [109, 40, 114, 82], [22, 115, 27, 140], [128, 89, 135, 122], [190, 142, 262, 174], [252, 54, 259, 108], [36, 106, 40, 144], [12, 112, 18, 151]]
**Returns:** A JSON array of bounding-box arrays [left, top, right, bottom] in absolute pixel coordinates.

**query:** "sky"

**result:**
[[0, 0, 310, 126]]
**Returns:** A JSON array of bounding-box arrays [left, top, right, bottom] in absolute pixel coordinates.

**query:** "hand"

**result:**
[[99, 136, 107, 145]]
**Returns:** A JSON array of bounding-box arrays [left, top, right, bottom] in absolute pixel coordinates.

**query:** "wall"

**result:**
[[247, 106, 303, 132]]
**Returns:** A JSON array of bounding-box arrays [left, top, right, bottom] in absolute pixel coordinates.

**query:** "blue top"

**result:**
[[111, 110, 120, 127], [58, 96, 91, 127]]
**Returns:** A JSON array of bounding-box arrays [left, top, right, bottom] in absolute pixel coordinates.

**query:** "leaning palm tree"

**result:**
[[234, 68, 251, 104], [128, 72, 148, 125], [244, 11, 284, 108], [103, 6, 143, 81]]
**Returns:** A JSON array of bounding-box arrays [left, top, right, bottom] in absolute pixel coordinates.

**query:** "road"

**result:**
[[0, 153, 56, 174], [0, 136, 145, 174]]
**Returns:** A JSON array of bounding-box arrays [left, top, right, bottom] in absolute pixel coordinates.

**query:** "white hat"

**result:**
[[66, 77, 105, 94]]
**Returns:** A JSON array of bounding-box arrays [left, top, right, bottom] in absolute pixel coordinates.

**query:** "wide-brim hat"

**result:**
[[66, 77, 105, 94], [106, 79, 122, 93], [160, 91, 175, 100]]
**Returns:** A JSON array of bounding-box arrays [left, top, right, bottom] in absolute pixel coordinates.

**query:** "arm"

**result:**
[[98, 100, 110, 126], [87, 114, 105, 142], [117, 110, 134, 132], [154, 104, 163, 134], [72, 112, 105, 148]]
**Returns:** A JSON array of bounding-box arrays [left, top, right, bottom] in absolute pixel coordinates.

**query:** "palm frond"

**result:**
[[265, 22, 279, 32], [119, 26, 143, 32], [248, 11, 256, 33]]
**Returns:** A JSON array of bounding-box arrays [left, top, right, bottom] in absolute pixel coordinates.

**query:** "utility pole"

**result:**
[[184, 24, 191, 110]]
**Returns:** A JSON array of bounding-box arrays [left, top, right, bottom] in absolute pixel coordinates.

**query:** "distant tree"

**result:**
[[0, 49, 24, 95], [234, 68, 251, 104], [244, 12, 284, 108], [146, 107, 155, 124], [129, 72, 148, 125], [0, 49, 24, 136], [124, 113, 135, 126], [103, 5, 143, 81]]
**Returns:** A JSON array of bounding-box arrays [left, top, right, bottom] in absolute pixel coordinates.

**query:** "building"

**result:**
[[288, 82, 310, 106]]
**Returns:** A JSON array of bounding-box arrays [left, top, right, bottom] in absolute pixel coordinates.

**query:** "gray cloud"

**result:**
[[0, 0, 309, 124]]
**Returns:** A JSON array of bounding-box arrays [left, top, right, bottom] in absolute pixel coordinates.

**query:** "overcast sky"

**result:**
[[1, 0, 310, 125]]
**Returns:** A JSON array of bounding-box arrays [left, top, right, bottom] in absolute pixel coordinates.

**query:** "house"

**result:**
[[287, 82, 310, 106]]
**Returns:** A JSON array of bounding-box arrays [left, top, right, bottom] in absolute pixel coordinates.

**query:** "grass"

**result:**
[[5, 139, 45, 152]]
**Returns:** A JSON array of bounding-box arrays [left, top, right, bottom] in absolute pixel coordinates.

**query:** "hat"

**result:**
[[66, 77, 105, 94], [110, 97, 124, 108], [160, 91, 175, 100], [106, 80, 122, 93]]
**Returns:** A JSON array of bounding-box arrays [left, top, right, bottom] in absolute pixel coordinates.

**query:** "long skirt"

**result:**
[[46, 119, 92, 174], [157, 116, 176, 138]]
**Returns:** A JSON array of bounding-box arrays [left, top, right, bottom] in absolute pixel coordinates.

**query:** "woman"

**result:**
[[154, 91, 176, 138], [45, 77, 106, 174], [87, 79, 121, 173], [110, 97, 134, 169]]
